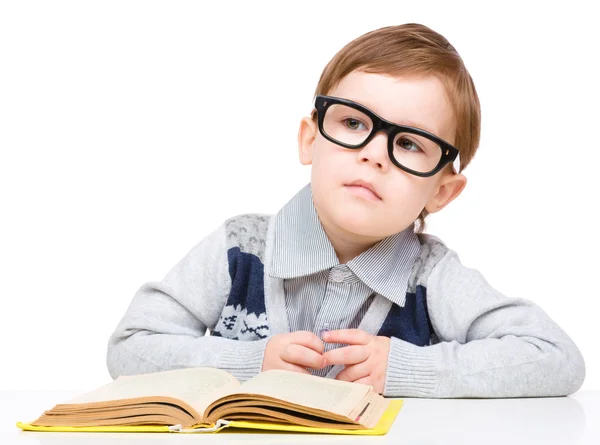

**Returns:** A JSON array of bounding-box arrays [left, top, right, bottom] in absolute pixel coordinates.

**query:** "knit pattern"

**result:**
[[212, 214, 271, 340]]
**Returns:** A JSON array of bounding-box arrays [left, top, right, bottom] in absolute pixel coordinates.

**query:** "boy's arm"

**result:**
[[384, 249, 586, 398], [106, 223, 268, 382]]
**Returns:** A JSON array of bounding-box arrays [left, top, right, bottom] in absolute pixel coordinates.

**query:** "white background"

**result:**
[[1, 0, 598, 391]]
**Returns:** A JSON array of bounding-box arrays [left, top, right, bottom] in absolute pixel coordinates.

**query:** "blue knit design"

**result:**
[[226, 247, 266, 316], [211, 247, 269, 340], [376, 284, 432, 346]]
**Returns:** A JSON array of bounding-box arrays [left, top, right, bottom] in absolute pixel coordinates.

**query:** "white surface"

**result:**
[[2, 390, 599, 444], [1, 0, 599, 391]]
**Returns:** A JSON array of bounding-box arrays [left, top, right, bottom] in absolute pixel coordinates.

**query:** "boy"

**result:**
[[107, 23, 585, 397]]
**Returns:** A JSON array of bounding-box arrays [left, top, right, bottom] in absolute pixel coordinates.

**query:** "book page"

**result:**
[[234, 370, 371, 417], [348, 390, 390, 429], [64, 367, 239, 420]]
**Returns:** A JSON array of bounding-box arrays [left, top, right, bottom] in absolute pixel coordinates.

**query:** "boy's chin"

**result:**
[[325, 202, 416, 239], [328, 207, 395, 239]]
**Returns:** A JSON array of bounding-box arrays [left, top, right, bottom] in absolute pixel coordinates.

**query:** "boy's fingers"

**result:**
[[323, 345, 369, 366], [354, 376, 373, 387], [335, 362, 370, 383], [322, 329, 372, 345], [282, 344, 327, 369], [288, 330, 324, 353], [278, 362, 311, 375]]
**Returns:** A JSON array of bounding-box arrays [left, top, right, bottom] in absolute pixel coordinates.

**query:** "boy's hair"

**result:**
[[310, 23, 481, 233]]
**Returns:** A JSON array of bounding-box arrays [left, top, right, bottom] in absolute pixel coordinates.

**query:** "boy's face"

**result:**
[[298, 71, 467, 241]]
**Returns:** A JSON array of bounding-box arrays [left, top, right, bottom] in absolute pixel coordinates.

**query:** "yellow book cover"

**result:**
[[16, 367, 403, 435]]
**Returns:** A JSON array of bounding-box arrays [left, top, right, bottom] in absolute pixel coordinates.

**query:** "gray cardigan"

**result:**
[[107, 195, 585, 398]]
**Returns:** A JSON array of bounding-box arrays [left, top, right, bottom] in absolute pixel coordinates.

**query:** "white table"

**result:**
[[2, 390, 599, 444]]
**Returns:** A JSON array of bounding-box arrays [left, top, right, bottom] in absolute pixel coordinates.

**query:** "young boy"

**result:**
[[106, 23, 585, 398]]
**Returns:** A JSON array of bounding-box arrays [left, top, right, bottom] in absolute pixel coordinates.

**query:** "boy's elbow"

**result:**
[[106, 332, 143, 380], [106, 331, 163, 380], [543, 341, 586, 396], [559, 345, 586, 395], [106, 334, 128, 380]]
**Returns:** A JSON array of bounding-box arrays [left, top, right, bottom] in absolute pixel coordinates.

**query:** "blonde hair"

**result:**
[[310, 23, 481, 233]]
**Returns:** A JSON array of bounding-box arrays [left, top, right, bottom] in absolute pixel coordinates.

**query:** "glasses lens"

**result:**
[[392, 133, 443, 173], [322, 104, 373, 147]]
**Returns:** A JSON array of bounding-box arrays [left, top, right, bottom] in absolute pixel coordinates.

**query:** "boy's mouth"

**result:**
[[344, 180, 382, 201]]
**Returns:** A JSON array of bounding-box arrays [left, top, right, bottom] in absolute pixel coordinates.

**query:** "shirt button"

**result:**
[[319, 323, 331, 339], [330, 269, 345, 282]]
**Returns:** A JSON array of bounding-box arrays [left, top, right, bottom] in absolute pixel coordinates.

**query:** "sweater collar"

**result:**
[[269, 183, 421, 307]]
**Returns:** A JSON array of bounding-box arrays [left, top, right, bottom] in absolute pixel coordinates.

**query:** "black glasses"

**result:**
[[313, 94, 460, 177]]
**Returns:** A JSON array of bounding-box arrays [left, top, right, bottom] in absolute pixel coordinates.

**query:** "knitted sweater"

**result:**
[[107, 199, 585, 398]]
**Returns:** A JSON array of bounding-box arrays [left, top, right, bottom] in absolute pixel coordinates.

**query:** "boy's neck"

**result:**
[[317, 214, 383, 265]]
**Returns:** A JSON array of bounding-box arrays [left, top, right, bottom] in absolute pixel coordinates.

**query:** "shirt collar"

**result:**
[[269, 182, 421, 307]]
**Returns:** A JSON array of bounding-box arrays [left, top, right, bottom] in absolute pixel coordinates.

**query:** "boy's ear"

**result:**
[[424, 171, 467, 214], [298, 116, 317, 165]]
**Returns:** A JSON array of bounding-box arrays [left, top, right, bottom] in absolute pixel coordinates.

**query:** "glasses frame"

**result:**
[[313, 94, 460, 177]]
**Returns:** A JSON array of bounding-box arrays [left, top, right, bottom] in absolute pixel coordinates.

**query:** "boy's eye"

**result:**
[[396, 136, 422, 153], [342, 118, 368, 131]]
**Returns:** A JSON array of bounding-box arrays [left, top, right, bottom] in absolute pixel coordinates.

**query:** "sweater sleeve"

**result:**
[[383, 249, 585, 398], [106, 223, 268, 383]]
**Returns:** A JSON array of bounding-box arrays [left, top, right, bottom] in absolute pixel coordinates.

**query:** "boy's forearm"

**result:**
[[384, 332, 584, 398], [383, 249, 585, 398], [106, 222, 268, 382], [106, 271, 267, 382], [107, 332, 267, 382]]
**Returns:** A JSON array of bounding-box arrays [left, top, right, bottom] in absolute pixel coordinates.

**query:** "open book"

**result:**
[[17, 367, 402, 435]]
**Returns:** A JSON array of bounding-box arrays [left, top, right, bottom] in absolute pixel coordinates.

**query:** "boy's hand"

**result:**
[[322, 329, 390, 394], [262, 331, 327, 374]]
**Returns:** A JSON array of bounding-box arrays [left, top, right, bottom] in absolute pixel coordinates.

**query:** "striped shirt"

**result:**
[[269, 184, 421, 376]]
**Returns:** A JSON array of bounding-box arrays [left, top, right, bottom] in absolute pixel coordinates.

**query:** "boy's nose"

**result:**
[[357, 131, 389, 171]]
